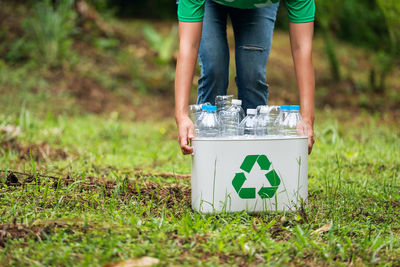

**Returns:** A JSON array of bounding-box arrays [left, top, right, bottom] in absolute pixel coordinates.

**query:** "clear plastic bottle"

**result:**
[[215, 95, 233, 115], [189, 102, 211, 122], [276, 105, 290, 136], [189, 104, 201, 124], [280, 105, 308, 136], [231, 99, 245, 122], [255, 106, 269, 136], [256, 105, 268, 115], [198, 105, 220, 137], [238, 109, 257, 136], [219, 99, 245, 137], [267, 105, 281, 135], [194, 104, 210, 136]]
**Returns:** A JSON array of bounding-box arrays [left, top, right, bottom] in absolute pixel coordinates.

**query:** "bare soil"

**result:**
[[0, 219, 89, 248], [0, 140, 68, 161], [1, 170, 191, 207]]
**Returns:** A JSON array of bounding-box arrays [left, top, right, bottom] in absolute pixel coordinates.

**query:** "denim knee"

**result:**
[[197, 54, 229, 104], [235, 45, 269, 110]]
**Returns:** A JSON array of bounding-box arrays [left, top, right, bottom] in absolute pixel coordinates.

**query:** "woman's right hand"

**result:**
[[176, 115, 195, 155]]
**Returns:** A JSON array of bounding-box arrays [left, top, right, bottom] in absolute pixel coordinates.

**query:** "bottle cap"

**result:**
[[291, 105, 300, 111], [280, 105, 288, 110], [232, 99, 242, 106], [201, 104, 210, 111], [247, 109, 256, 115], [208, 105, 217, 111]]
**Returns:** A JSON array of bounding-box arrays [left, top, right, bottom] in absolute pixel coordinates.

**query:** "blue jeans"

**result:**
[[197, 0, 279, 112]]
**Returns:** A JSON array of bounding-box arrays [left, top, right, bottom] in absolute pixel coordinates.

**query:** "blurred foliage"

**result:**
[[0, 0, 399, 111], [315, 0, 399, 92], [88, 0, 400, 82], [326, 0, 388, 51], [86, 0, 177, 19], [142, 24, 178, 64], [373, 0, 400, 92], [6, 0, 77, 67], [85, 0, 116, 17], [317, 0, 342, 81]]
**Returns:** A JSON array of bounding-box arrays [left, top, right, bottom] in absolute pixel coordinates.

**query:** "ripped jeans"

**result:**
[[197, 0, 279, 112]]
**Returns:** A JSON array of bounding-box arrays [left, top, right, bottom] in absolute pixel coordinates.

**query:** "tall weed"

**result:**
[[8, 0, 77, 67]]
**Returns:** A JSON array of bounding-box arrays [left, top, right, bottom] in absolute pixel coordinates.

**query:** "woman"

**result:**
[[174, 0, 315, 154]]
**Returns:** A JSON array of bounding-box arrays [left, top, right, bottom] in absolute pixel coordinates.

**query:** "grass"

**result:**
[[0, 3, 399, 265], [0, 107, 399, 266]]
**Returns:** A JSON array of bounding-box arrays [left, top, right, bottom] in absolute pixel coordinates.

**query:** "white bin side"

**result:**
[[191, 137, 308, 213]]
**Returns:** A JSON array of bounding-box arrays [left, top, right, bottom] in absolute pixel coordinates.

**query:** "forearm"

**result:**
[[289, 22, 315, 126], [293, 50, 315, 125], [174, 48, 198, 121], [174, 21, 203, 122]]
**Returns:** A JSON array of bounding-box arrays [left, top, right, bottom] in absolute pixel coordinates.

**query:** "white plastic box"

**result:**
[[191, 137, 308, 213]]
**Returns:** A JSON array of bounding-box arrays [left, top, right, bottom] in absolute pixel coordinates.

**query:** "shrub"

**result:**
[[7, 0, 77, 67]]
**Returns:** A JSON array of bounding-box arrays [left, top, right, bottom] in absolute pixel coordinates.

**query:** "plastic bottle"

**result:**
[[197, 105, 220, 137], [189, 104, 202, 124], [238, 109, 257, 136], [215, 95, 233, 115], [266, 105, 281, 135], [230, 99, 245, 122], [219, 99, 245, 137], [276, 105, 290, 136], [193, 104, 209, 136], [256, 105, 268, 115], [280, 105, 308, 136], [255, 106, 269, 136]]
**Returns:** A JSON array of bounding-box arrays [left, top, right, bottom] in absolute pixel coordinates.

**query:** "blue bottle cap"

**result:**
[[291, 105, 300, 111], [280, 105, 289, 111], [208, 105, 217, 111], [201, 104, 210, 111]]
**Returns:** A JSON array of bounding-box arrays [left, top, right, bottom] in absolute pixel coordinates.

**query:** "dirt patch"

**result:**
[[0, 171, 191, 246], [59, 175, 191, 208], [5, 172, 22, 186], [0, 219, 91, 248], [0, 1, 26, 45], [131, 181, 191, 208], [46, 70, 174, 119], [67, 75, 119, 114], [0, 140, 68, 161], [385, 200, 400, 209], [133, 170, 190, 180], [1, 170, 191, 208], [0, 222, 49, 247]]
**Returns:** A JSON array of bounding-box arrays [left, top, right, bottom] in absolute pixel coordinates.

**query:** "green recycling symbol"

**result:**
[[232, 155, 281, 199]]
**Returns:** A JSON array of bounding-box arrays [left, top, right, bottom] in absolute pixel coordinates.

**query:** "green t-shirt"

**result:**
[[178, 0, 315, 23]]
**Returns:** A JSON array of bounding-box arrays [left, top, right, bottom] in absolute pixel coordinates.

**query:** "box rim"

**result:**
[[192, 136, 308, 142]]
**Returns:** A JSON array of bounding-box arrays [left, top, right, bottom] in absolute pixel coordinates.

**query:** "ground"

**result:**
[[0, 109, 399, 266], [0, 3, 399, 265]]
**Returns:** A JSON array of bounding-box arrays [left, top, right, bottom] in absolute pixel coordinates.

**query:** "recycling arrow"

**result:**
[[232, 155, 281, 199]]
